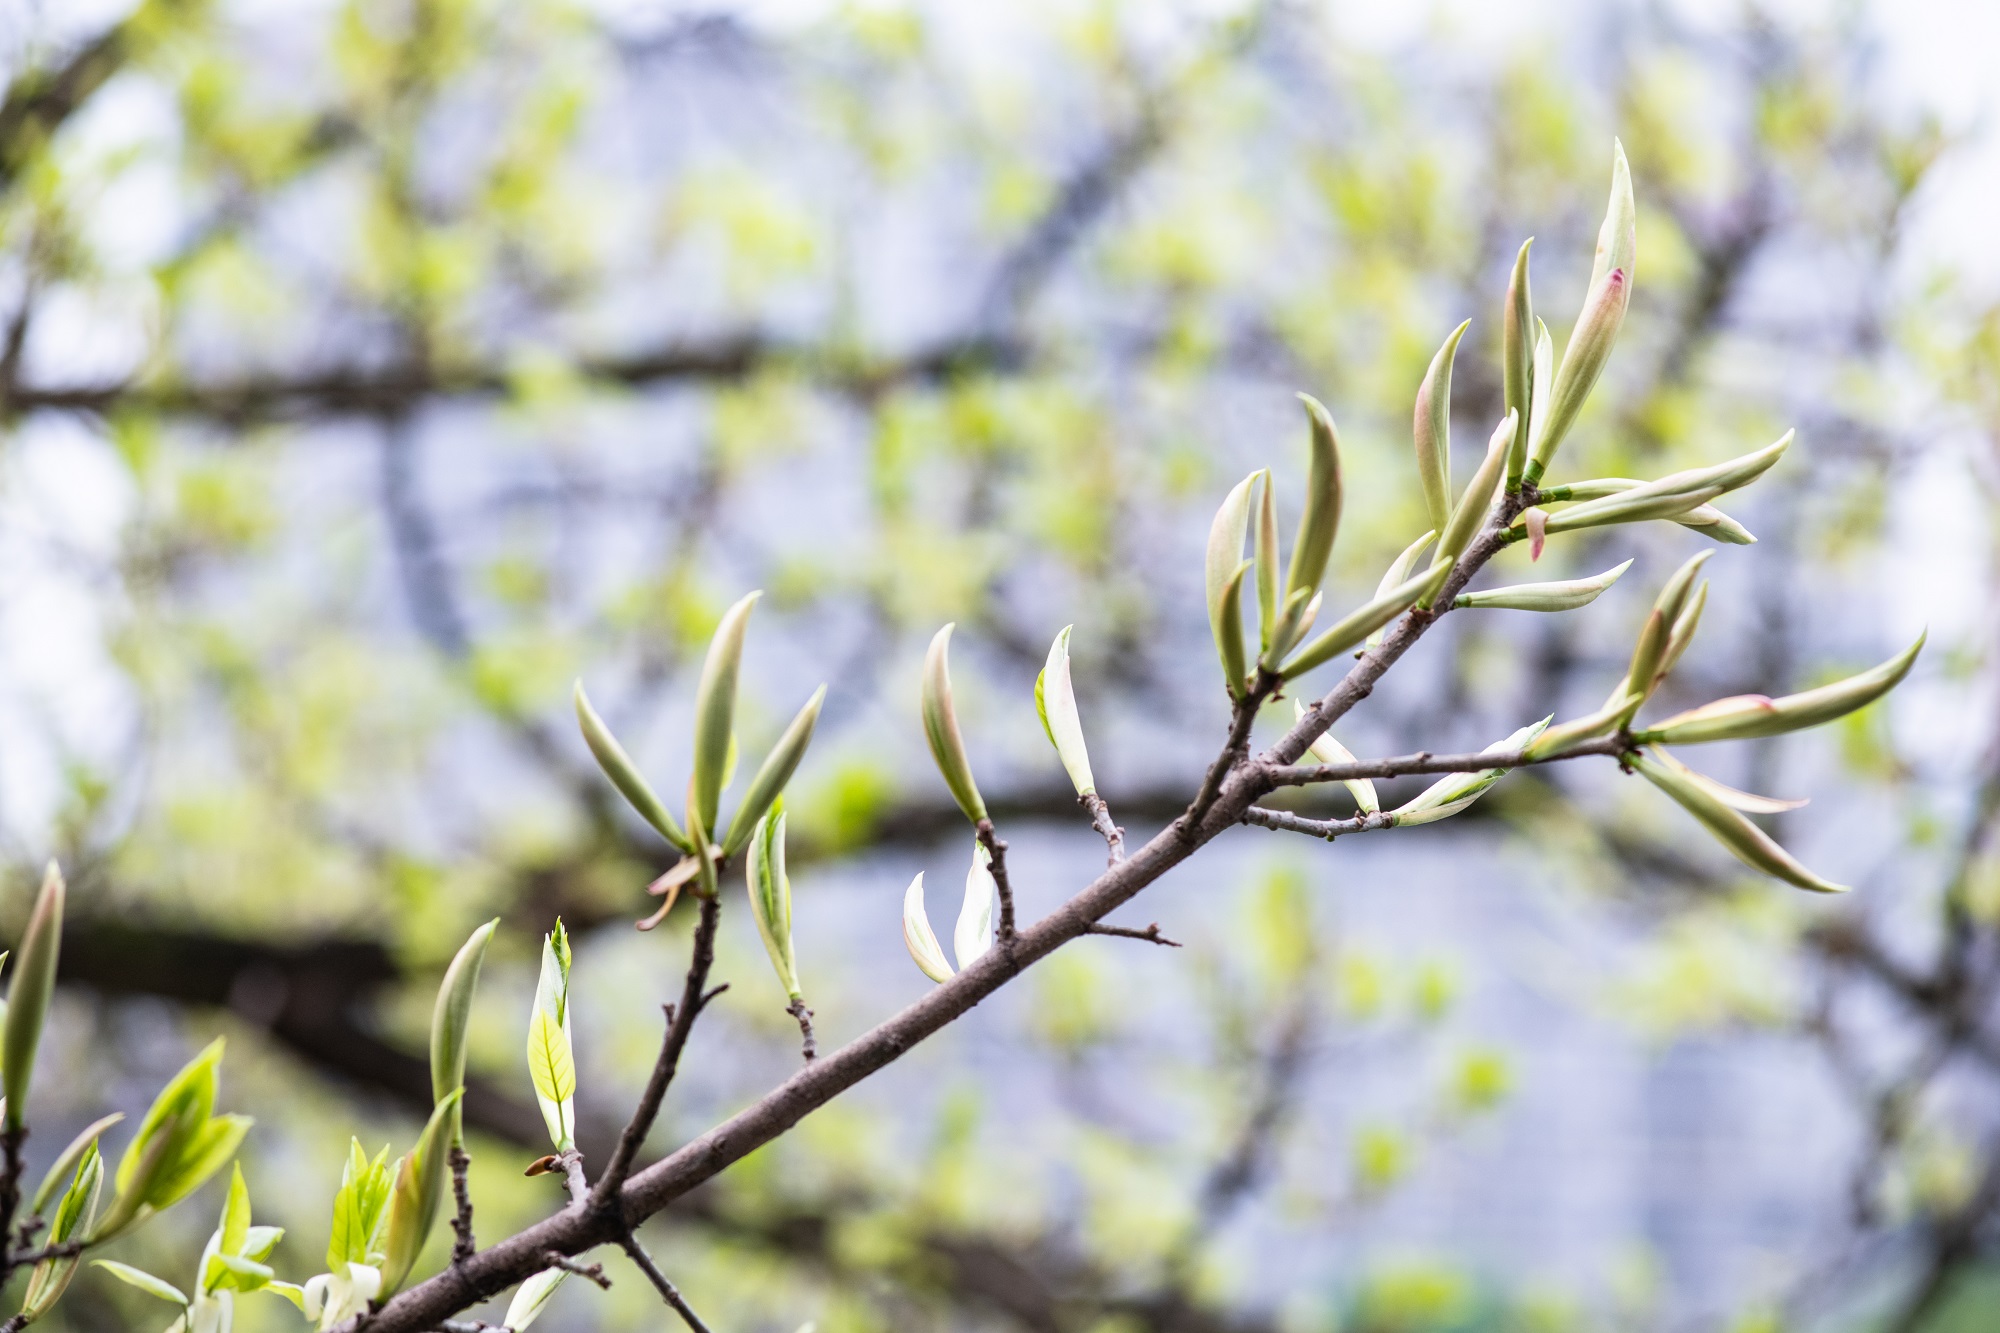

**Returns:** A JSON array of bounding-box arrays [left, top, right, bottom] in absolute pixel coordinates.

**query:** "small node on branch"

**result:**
[[447, 1144, 476, 1265], [544, 1250, 613, 1290], [1085, 921, 1181, 948], [786, 998, 818, 1061]]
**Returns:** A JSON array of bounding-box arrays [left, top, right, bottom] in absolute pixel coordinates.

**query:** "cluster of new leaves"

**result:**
[[6, 144, 1931, 1333]]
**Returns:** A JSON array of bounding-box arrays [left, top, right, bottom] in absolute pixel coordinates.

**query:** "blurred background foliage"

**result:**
[[2, 0, 1999, 1329]]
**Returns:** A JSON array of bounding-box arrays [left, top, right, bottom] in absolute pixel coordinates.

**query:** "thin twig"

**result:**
[[1263, 734, 1628, 789], [1083, 922, 1181, 947], [618, 1233, 715, 1333], [1080, 791, 1125, 864], [588, 893, 724, 1213], [542, 1250, 611, 1290], [557, 1150, 588, 1205], [785, 998, 818, 1062], [447, 1145, 476, 1264], [5, 1237, 82, 1269], [1241, 807, 1394, 842], [0, 1125, 25, 1280], [344, 506, 1549, 1333], [975, 819, 1017, 944], [1185, 671, 1276, 831]]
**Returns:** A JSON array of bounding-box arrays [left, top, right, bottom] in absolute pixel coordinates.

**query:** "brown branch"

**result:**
[[1263, 734, 1629, 789], [1083, 922, 1180, 948], [974, 819, 1017, 944], [617, 1234, 714, 1333], [448, 1145, 477, 1265], [587, 894, 724, 1214], [349, 505, 1529, 1333], [1241, 807, 1393, 842], [785, 997, 818, 1062], [1080, 791, 1125, 864]]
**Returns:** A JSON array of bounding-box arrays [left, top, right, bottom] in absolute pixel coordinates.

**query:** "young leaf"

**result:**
[[378, 1088, 465, 1295], [721, 684, 827, 857], [1364, 530, 1436, 651], [1620, 552, 1712, 709], [431, 918, 498, 1142], [1636, 632, 1925, 746], [1287, 394, 1345, 598], [505, 1267, 568, 1331], [4, 861, 65, 1132], [1453, 559, 1632, 612], [1503, 239, 1534, 488], [745, 807, 801, 1000], [1518, 433, 1791, 540], [526, 923, 576, 1151], [1389, 717, 1551, 826], [955, 842, 997, 971], [1254, 469, 1279, 650], [1035, 626, 1096, 796], [691, 591, 761, 835], [91, 1260, 189, 1308], [1413, 321, 1470, 535], [1525, 141, 1635, 485], [31, 1111, 122, 1216], [1431, 410, 1515, 579], [1282, 560, 1453, 679], [921, 624, 988, 825], [1205, 472, 1258, 682], [574, 681, 693, 853], [1215, 559, 1253, 696], [1294, 700, 1377, 814], [1628, 750, 1848, 893], [1645, 746, 1806, 813], [901, 873, 954, 984]]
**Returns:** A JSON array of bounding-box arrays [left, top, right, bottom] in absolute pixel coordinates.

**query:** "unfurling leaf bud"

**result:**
[[922, 624, 988, 824], [379, 1088, 465, 1295], [1645, 745, 1806, 813], [1216, 559, 1253, 696], [526, 922, 575, 1152], [1525, 141, 1635, 485], [1454, 559, 1632, 612], [1261, 587, 1320, 672], [431, 918, 497, 1145], [1635, 632, 1925, 746], [1522, 690, 1645, 760], [1294, 700, 1377, 813], [955, 842, 997, 970], [746, 807, 801, 1000], [505, 1268, 568, 1332], [1389, 717, 1551, 825], [1206, 472, 1258, 679], [97, 1038, 250, 1243], [1656, 579, 1709, 682], [1619, 552, 1712, 712], [691, 591, 760, 836], [1413, 322, 1469, 536], [1365, 530, 1436, 650], [1282, 560, 1453, 680], [1516, 434, 1791, 541], [1288, 395, 1345, 599], [4, 861, 64, 1132], [574, 681, 692, 853], [1255, 470, 1279, 650], [1035, 626, 1096, 796], [1429, 410, 1516, 586], [901, 873, 954, 983], [1629, 749, 1847, 893], [1504, 240, 1534, 489], [722, 684, 827, 857]]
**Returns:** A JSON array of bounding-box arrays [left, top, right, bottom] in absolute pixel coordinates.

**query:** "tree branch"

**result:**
[[349, 505, 1529, 1333], [588, 894, 724, 1214], [617, 1234, 714, 1333]]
